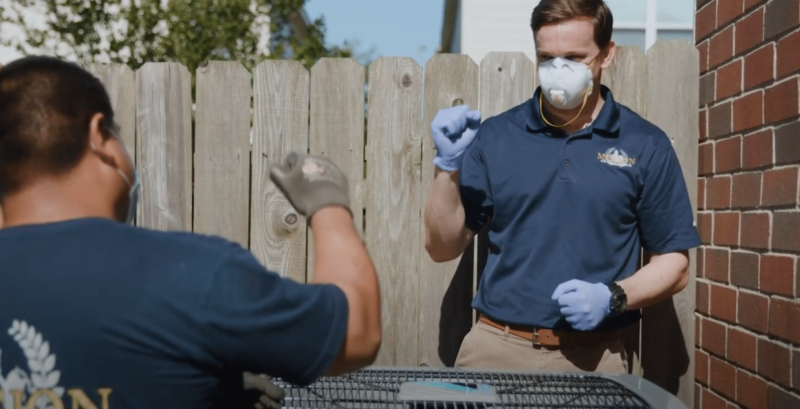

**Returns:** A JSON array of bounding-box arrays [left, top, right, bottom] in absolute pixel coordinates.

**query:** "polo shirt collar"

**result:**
[[525, 85, 621, 136]]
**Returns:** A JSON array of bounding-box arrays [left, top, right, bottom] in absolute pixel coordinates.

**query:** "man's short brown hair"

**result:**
[[530, 0, 614, 49], [0, 56, 117, 197]]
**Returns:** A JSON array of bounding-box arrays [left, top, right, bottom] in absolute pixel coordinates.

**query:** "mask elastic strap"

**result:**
[[115, 168, 133, 189], [90, 140, 134, 189]]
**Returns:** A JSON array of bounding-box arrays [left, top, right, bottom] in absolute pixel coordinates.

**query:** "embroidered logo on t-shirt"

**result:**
[[1, 320, 112, 409], [598, 148, 636, 168]]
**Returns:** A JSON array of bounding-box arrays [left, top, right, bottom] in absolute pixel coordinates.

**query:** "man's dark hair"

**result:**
[[0, 56, 117, 196], [531, 0, 614, 49]]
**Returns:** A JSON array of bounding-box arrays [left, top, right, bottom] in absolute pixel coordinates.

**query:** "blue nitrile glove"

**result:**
[[430, 105, 482, 171], [551, 279, 612, 331]]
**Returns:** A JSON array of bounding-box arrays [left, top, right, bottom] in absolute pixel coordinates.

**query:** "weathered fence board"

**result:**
[[193, 62, 252, 247], [479, 52, 538, 118], [601, 46, 647, 117], [87, 64, 137, 164], [250, 60, 310, 283], [641, 41, 700, 409], [365, 57, 424, 366], [135, 63, 193, 231], [308, 58, 366, 278], [418, 54, 480, 368]]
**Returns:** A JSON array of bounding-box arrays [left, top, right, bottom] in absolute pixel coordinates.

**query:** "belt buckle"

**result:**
[[532, 328, 542, 348]]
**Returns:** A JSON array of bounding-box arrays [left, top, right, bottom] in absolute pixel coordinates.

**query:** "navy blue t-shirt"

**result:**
[[460, 86, 701, 331], [0, 218, 348, 409]]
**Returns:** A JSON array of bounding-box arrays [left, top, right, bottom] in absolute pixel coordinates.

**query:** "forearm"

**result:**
[[424, 169, 472, 262], [618, 251, 690, 310], [308, 207, 381, 375]]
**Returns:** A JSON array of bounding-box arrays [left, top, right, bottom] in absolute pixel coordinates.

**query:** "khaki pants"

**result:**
[[454, 321, 628, 374]]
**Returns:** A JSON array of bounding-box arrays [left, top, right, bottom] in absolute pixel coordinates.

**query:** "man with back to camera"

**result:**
[[0, 55, 381, 409], [424, 0, 701, 373]]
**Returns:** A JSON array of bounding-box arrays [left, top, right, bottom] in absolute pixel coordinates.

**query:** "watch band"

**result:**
[[608, 282, 627, 317]]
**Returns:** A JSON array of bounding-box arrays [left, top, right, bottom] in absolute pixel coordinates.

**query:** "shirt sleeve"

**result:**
[[459, 134, 494, 233], [637, 136, 702, 254], [201, 246, 348, 386]]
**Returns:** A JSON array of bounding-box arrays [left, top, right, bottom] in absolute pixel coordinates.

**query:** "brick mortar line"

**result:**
[[702, 119, 799, 143], [700, 288, 800, 345], [701, 11, 800, 59], [697, 316, 799, 354], [699, 90, 752, 110], [769, 74, 800, 87], [702, 85, 766, 108], [765, 293, 800, 303], [705, 363, 800, 401], [708, 39, 781, 71], [703, 204, 799, 212], [702, 208, 800, 215], [697, 386, 734, 406], [702, 154, 778, 173], [759, 164, 800, 172], [701, 279, 739, 292], [703, 3, 790, 45], [728, 248, 799, 258], [695, 321, 796, 349], [698, 244, 736, 251], [718, 76, 782, 104], [702, 65, 800, 106], [761, 111, 800, 127], [696, 383, 800, 408], [773, 32, 778, 82], [699, 210, 782, 214]]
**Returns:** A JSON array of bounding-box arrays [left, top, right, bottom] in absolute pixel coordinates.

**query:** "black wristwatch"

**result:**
[[608, 282, 627, 317]]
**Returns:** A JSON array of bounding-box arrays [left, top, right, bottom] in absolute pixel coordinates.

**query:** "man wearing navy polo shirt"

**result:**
[[424, 0, 700, 373], [0, 56, 381, 408]]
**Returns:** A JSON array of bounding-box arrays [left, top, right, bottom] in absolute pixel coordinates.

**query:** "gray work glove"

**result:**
[[269, 152, 351, 218], [243, 372, 284, 409]]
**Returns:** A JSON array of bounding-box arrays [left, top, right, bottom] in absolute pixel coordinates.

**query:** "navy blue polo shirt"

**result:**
[[460, 85, 701, 331], [0, 218, 348, 409]]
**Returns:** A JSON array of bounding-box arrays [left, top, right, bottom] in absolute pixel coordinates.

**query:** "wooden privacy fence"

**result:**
[[1, 41, 699, 406]]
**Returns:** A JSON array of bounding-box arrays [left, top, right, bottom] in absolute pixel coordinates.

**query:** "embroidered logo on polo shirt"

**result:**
[[598, 148, 636, 168]]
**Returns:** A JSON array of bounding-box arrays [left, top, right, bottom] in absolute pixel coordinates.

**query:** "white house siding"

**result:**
[[458, 0, 541, 65]]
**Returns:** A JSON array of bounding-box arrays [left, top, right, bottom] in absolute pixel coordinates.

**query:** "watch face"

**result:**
[[610, 288, 626, 315], [611, 296, 620, 311]]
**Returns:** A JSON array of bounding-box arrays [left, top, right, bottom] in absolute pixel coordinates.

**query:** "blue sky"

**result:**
[[304, 0, 443, 67]]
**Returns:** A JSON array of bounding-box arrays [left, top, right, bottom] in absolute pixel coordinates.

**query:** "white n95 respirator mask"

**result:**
[[538, 57, 595, 110]]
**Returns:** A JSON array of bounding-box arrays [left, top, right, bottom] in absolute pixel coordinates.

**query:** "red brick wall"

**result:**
[[695, 0, 800, 407]]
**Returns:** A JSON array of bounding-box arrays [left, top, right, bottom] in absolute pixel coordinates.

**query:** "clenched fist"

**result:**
[[269, 152, 351, 218], [430, 105, 482, 171]]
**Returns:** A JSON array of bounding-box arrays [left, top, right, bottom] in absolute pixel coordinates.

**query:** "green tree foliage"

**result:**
[[0, 0, 357, 74]]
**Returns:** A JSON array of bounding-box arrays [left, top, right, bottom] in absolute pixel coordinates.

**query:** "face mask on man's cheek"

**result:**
[[537, 57, 595, 110]]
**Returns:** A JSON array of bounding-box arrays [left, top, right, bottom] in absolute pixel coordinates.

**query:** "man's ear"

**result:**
[[600, 40, 617, 70], [88, 112, 121, 169]]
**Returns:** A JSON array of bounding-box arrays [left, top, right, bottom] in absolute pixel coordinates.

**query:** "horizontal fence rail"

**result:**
[[1, 42, 699, 407]]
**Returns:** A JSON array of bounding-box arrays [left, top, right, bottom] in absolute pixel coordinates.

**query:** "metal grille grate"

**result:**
[[273, 368, 651, 408]]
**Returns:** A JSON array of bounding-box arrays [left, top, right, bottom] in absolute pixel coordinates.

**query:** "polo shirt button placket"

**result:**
[[563, 159, 570, 167]]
